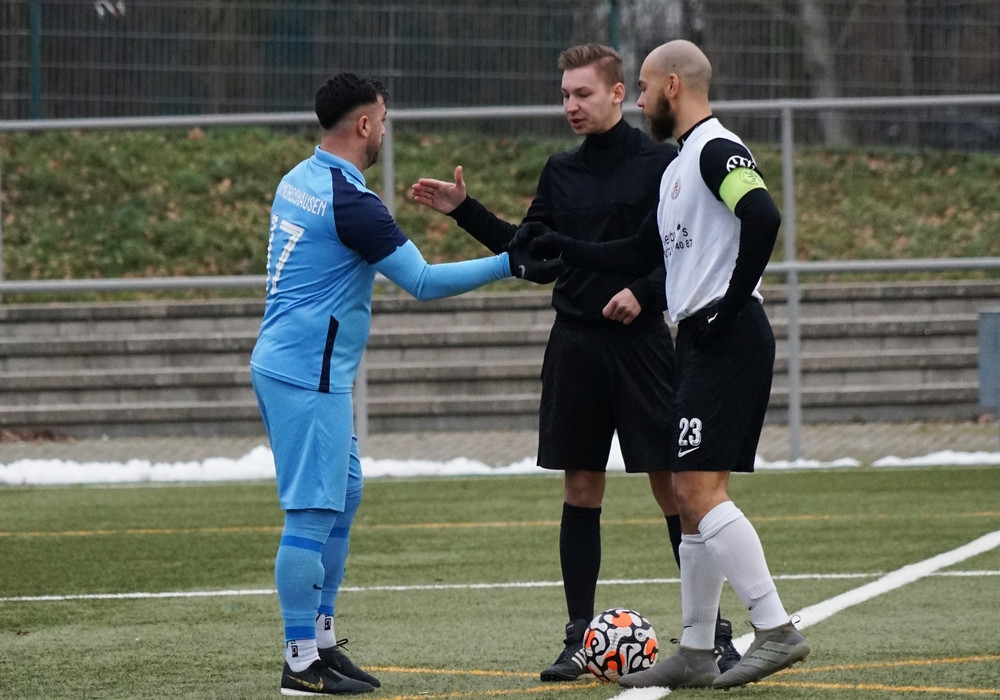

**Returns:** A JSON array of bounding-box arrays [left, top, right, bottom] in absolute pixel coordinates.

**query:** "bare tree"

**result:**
[[571, 0, 703, 90], [799, 0, 849, 145]]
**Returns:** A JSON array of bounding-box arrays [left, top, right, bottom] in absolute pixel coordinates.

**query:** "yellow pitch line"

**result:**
[[361, 668, 604, 699], [0, 525, 282, 538], [373, 666, 538, 678], [2, 511, 999, 538], [783, 653, 1000, 674], [375, 686, 600, 700], [765, 680, 999, 695], [372, 656, 1000, 698], [757, 654, 1000, 695]]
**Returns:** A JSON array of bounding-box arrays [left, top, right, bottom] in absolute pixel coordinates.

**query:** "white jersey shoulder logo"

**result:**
[[670, 177, 681, 199], [726, 155, 757, 172]]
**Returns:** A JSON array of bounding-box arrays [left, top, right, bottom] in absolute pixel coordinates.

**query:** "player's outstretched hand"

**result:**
[[507, 223, 565, 283], [411, 165, 467, 214]]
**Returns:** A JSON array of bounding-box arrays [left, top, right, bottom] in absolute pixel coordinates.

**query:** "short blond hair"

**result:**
[[558, 44, 624, 88]]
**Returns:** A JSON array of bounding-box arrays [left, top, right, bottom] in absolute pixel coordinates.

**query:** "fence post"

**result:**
[[0, 138, 4, 286], [608, 0, 620, 49], [381, 117, 395, 217], [354, 354, 369, 458], [978, 310, 1000, 449], [781, 106, 802, 461], [353, 119, 397, 458], [29, 0, 43, 119]]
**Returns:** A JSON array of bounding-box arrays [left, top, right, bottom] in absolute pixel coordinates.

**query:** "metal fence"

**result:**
[[1, 93, 999, 457], [3, 0, 999, 147]]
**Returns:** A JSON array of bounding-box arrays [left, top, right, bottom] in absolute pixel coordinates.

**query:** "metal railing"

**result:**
[[2, 94, 999, 459], [5, 0, 999, 120]]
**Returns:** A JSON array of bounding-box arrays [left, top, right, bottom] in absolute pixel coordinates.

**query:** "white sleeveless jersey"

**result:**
[[657, 118, 764, 323]]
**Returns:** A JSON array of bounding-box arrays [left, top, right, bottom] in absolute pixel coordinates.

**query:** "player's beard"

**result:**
[[364, 133, 381, 168], [646, 93, 676, 142]]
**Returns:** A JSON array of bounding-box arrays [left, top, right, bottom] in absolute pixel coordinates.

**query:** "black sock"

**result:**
[[560, 502, 601, 624], [665, 513, 682, 568]]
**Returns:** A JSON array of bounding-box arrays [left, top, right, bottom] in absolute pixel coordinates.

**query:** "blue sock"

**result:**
[[317, 488, 362, 648], [276, 509, 338, 658]]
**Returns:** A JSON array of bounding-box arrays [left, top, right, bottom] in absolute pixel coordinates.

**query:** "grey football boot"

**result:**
[[617, 646, 719, 689], [713, 620, 810, 689]]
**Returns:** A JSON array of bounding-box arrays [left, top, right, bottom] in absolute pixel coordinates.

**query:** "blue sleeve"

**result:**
[[375, 240, 510, 300]]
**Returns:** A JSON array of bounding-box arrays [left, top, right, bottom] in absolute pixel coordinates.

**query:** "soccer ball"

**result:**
[[583, 607, 658, 682]]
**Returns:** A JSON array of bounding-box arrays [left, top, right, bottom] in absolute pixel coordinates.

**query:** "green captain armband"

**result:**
[[719, 167, 767, 213]]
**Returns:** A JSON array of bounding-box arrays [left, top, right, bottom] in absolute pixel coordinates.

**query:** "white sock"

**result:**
[[286, 639, 320, 672], [316, 613, 337, 649], [678, 533, 725, 650], [699, 501, 789, 630]]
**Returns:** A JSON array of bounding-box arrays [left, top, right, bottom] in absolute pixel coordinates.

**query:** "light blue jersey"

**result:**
[[251, 146, 509, 395], [251, 146, 510, 511]]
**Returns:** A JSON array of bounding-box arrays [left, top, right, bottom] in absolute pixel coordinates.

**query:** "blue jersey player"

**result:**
[[250, 73, 562, 696]]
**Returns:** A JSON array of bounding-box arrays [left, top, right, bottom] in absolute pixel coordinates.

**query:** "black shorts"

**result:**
[[537, 319, 675, 473], [673, 301, 775, 473]]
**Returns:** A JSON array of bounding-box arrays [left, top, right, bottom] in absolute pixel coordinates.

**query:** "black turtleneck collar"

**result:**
[[580, 118, 634, 173], [584, 117, 630, 150]]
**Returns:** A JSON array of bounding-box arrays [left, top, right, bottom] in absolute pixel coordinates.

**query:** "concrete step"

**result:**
[[0, 401, 264, 438], [771, 348, 978, 387], [0, 299, 263, 339], [0, 281, 991, 436], [0, 334, 257, 372], [0, 380, 978, 438], [0, 314, 974, 361], [365, 360, 541, 398], [770, 315, 977, 341], [767, 382, 981, 423], [0, 368, 254, 406], [1, 348, 972, 402], [763, 280, 1000, 319], [370, 291, 554, 330]]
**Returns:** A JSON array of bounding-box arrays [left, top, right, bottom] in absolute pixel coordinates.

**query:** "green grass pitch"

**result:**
[[1, 465, 998, 698]]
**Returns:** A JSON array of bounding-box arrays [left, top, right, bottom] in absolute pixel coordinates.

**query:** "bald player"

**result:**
[[526, 40, 811, 690]]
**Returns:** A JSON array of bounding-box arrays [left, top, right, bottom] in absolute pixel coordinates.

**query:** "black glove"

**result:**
[[688, 301, 739, 349], [505, 221, 548, 254], [506, 222, 566, 283], [531, 230, 572, 261]]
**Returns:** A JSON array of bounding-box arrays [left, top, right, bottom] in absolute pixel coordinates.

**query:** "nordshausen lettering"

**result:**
[[276, 181, 328, 217]]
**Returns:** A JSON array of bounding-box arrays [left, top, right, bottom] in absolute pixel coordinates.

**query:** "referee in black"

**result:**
[[413, 43, 740, 681]]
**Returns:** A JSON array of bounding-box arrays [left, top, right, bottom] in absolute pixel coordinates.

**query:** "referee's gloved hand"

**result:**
[[529, 229, 572, 262], [689, 301, 738, 349], [507, 223, 565, 283]]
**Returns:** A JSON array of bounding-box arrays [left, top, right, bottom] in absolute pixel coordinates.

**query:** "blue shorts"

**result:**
[[251, 369, 363, 512]]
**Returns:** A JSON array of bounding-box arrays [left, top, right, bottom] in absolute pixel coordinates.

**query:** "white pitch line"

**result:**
[[0, 588, 277, 603], [1, 568, 998, 604], [607, 529, 1000, 700], [0, 573, 862, 603], [732, 528, 1000, 653], [608, 688, 671, 700]]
